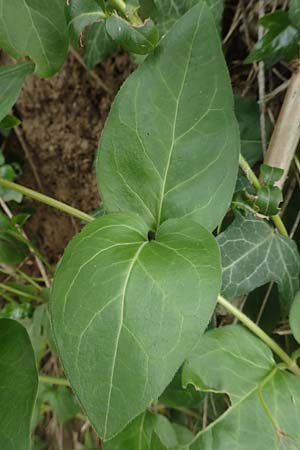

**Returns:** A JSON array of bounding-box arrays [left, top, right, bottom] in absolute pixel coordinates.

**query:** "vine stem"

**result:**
[[0, 178, 94, 224], [238, 154, 289, 237], [218, 295, 300, 376], [39, 375, 70, 387]]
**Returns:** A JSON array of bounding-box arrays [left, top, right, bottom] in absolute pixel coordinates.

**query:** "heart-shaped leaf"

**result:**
[[97, 2, 239, 232], [0, 62, 34, 123], [0, 0, 69, 77], [183, 325, 300, 450], [0, 319, 38, 450], [50, 213, 221, 440]]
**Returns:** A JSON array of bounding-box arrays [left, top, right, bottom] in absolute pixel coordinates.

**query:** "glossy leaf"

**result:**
[[0, 115, 21, 129], [255, 185, 283, 216], [0, 318, 38, 450], [0, 62, 34, 122], [50, 212, 221, 439], [260, 164, 284, 185], [290, 291, 300, 344], [218, 214, 300, 309], [97, 3, 239, 232], [183, 325, 300, 450], [0, 0, 69, 77], [106, 15, 159, 55], [245, 11, 300, 66]]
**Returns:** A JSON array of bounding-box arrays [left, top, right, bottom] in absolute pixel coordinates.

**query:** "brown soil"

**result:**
[[9, 51, 135, 263]]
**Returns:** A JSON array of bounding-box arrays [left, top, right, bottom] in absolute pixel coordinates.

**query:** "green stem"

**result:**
[[218, 295, 300, 376], [39, 375, 70, 387], [239, 154, 288, 237], [0, 282, 41, 301], [16, 269, 42, 291], [295, 155, 300, 174], [0, 178, 94, 224], [110, 0, 127, 15]]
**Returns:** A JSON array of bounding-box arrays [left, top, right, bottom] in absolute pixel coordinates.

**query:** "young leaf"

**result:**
[[50, 212, 221, 440], [290, 291, 300, 344], [245, 11, 300, 66], [106, 15, 159, 55], [97, 3, 239, 232], [255, 185, 283, 216], [0, 62, 34, 122], [260, 164, 284, 185], [84, 22, 117, 69], [183, 325, 300, 450], [218, 214, 300, 310], [0, 0, 69, 77], [0, 115, 21, 129], [0, 318, 38, 450]]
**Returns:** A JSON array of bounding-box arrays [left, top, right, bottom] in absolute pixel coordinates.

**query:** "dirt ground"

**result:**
[[7, 51, 135, 263]]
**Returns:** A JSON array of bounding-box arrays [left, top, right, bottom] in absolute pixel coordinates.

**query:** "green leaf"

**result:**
[[97, 3, 239, 232], [21, 305, 48, 363], [149, 0, 224, 35], [50, 212, 221, 439], [106, 15, 159, 55], [0, 0, 69, 77], [159, 369, 202, 409], [183, 325, 300, 450], [69, 0, 105, 35], [0, 114, 21, 129], [234, 96, 271, 166], [84, 22, 116, 69], [217, 214, 300, 310], [40, 385, 81, 424], [105, 412, 154, 450], [290, 0, 300, 29], [0, 62, 34, 122], [290, 291, 300, 344], [245, 11, 300, 66], [0, 211, 28, 265], [0, 318, 38, 450], [255, 185, 283, 216], [260, 164, 284, 185]]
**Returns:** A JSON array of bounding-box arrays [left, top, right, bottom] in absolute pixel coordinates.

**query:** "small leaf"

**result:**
[[245, 11, 300, 66], [40, 385, 81, 424], [0, 114, 21, 129], [106, 15, 159, 55], [255, 185, 283, 216], [260, 164, 284, 185], [218, 213, 300, 310], [0, 62, 34, 122], [0, 0, 69, 77], [97, 3, 239, 232], [51, 212, 221, 439], [159, 369, 203, 409], [0, 318, 38, 450], [184, 325, 300, 450], [290, 291, 300, 344], [0, 211, 28, 265], [234, 96, 271, 166], [84, 22, 116, 69]]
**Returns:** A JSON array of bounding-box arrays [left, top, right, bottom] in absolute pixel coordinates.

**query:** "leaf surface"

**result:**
[[50, 212, 221, 439], [0, 62, 34, 122], [0, 318, 38, 450], [218, 214, 300, 310], [97, 3, 239, 232], [0, 0, 69, 77], [290, 291, 300, 344], [183, 325, 300, 450]]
